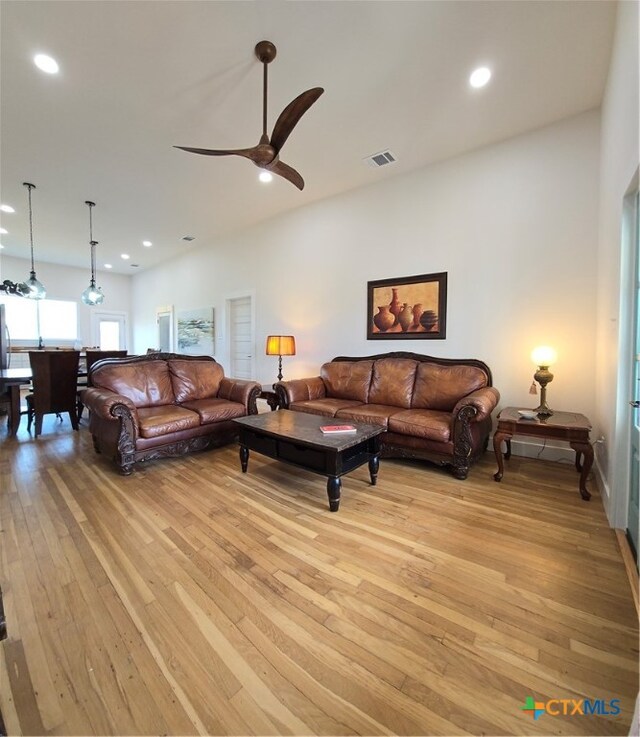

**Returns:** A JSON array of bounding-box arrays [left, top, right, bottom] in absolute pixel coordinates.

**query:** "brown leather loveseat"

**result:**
[[275, 352, 499, 479], [82, 352, 261, 474]]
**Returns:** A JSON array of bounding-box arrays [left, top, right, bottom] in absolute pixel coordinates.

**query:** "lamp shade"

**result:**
[[265, 335, 296, 356], [25, 272, 46, 300], [81, 282, 104, 306], [531, 345, 557, 367]]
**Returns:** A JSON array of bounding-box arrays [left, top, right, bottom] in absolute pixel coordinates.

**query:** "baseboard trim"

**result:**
[[593, 452, 612, 518], [615, 529, 639, 616]]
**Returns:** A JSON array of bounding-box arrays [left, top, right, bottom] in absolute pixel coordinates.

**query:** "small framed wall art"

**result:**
[[367, 272, 447, 340], [176, 307, 215, 355]]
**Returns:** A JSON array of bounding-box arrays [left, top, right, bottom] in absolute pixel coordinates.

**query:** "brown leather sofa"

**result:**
[[82, 352, 261, 474], [275, 351, 499, 479]]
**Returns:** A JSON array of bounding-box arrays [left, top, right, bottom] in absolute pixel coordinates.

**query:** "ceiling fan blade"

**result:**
[[174, 145, 259, 161], [269, 160, 305, 190], [269, 87, 324, 153]]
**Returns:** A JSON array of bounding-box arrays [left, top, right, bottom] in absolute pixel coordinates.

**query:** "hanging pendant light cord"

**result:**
[[24, 183, 36, 274], [86, 201, 96, 285], [90, 241, 96, 285]]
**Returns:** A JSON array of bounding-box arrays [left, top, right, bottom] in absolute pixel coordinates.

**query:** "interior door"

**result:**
[[91, 311, 127, 350], [627, 190, 639, 562], [228, 296, 253, 379], [156, 306, 174, 352]]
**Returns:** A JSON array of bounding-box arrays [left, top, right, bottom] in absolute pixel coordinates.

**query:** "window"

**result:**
[[0, 297, 78, 341], [39, 300, 77, 340]]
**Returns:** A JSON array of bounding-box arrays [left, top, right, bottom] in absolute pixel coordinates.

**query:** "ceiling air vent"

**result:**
[[364, 149, 397, 168]]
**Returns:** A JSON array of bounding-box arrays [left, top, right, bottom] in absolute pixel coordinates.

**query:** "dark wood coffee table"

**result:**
[[233, 410, 385, 511]]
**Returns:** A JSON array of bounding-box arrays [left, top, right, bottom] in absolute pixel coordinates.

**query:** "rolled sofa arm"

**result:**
[[452, 386, 500, 424], [82, 387, 140, 433], [275, 377, 326, 409], [218, 378, 261, 414]]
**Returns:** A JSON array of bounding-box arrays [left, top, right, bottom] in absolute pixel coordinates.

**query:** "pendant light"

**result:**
[[23, 182, 46, 299], [81, 200, 104, 305]]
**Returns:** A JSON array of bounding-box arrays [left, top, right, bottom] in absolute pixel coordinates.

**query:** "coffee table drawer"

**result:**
[[240, 430, 278, 457], [278, 441, 326, 472]]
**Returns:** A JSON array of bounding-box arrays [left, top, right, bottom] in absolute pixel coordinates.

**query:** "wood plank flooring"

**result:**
[[0, 416, 637, 735]]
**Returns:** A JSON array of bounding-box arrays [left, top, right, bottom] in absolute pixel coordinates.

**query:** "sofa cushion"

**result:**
[[335, 404, 402, 428], [411, 363, 488, 411], [321, 361, 373, 402], [92, 360, 175, 408], [168, 359, 224, 403], [137, 405, 200, 438], [290, 398, 363, 418], [181, 398, 246, 424], [368, 358, 418, 409], [388, 409, 451, 442]]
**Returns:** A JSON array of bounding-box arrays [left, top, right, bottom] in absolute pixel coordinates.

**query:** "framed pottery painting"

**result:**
[[176, 307, 215, 355], [367, 272, 447, 340]]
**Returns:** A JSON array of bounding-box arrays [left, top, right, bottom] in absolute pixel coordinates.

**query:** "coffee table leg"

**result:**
[[239, 445, 249, 473], [369, 454, 379, 486], [570, 441, 592, 501], [327, 476, 341, 512]]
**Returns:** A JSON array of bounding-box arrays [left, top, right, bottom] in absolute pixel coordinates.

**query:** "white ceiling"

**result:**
[[0, 0, 616, 276]]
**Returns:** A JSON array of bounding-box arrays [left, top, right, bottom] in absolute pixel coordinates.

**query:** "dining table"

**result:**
[[1, 367, 88, 436]]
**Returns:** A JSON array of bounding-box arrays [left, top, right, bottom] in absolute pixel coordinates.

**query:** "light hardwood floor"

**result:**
[[0, 416, 637, 736]]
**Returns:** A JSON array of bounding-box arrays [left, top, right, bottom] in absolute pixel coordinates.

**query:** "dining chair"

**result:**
[[26, 350, 81, 437], [77, 350, 127, 420], [0, 390, 11, 431]]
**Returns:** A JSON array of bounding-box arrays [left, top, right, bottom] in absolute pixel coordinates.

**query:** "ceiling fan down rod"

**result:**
[[255, 41, 276, 139], [263, 60, 268, 137]]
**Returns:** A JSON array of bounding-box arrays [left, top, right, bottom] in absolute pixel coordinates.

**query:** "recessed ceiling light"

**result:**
[[469, 66, 491, 88], [259, 170, 273, 183], [34, 54, 59, 74], [121, 253, 130, 260], [142, 240, 152, 247], [0, 228, 7, 234], [0, 204, 15, 213], [0, 244, 4, 250], [104, 263, 112, 269]]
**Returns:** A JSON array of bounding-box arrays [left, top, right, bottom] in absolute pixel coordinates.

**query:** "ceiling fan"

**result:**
[[175, 40, 324, 190]]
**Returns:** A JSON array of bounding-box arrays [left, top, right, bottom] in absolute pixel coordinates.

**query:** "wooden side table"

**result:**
[[260, 384, 280, 411], [493, 407, 593, 500]]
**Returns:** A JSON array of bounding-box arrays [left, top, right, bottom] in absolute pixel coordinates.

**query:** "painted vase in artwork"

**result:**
[[373, 305, 395, 332], [389, 288, 402, 325], [398, 303, 413, 332], [420, 310, 438, 332], [412, 303, 423, 328]]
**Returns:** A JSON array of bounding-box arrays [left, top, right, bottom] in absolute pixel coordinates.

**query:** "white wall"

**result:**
[[596, 0, 639, 522], [132, 109, 600, 425], [0, 254, 132, 347]]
